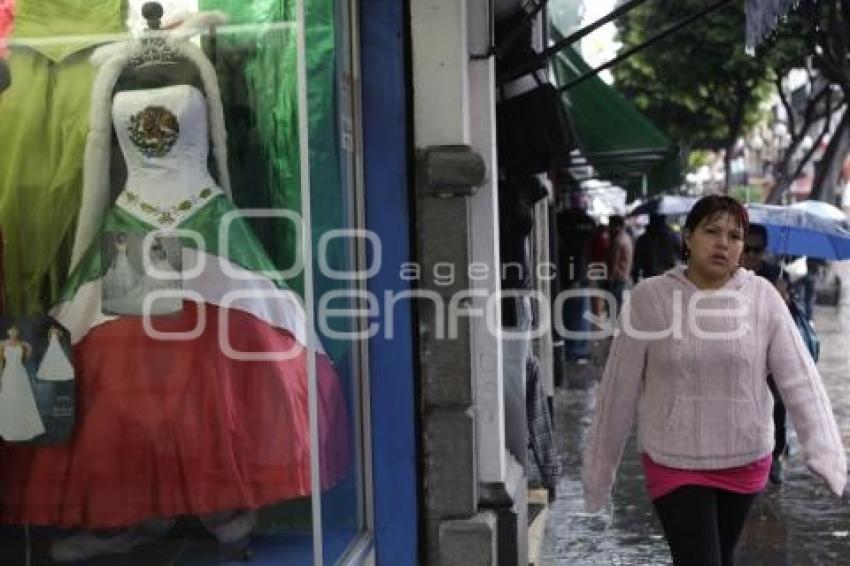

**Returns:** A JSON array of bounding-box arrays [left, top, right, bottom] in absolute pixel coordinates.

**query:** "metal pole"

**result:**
[[558, 0, 735, 93], [541, 0, 652, 61], [498, 0, 650, 78], [470, 0, 497, 60], [295, 0, 323, 562]]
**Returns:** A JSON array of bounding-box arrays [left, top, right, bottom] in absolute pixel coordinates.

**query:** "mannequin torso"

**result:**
[[112, 84, 222, 226]]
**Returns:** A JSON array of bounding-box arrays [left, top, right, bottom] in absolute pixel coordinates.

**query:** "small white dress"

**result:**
[[132, 252, 180, 296], [0, 344, 45, 441], [36, 333, 75, 382], [127, 251, 182, 315], [103, 250, 182, 316], [103, 241, 139, 299]]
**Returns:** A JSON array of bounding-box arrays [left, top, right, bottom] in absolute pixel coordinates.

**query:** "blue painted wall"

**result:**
[[359, 0, 419, 563]]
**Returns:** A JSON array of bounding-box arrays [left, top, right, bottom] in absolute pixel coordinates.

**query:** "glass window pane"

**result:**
[[303, 0, 367, 561], [0, 0, 368, 563]]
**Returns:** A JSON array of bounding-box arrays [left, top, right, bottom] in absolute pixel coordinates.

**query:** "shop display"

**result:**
[[0, 12, 349, 543]]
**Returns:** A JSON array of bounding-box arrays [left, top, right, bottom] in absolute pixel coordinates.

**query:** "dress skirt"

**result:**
[[0, 301, 350, 528]]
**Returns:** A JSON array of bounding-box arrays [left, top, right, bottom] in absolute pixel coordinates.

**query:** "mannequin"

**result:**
[[0, 12, 350, 561]]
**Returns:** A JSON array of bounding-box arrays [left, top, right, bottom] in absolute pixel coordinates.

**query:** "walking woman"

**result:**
[[582, 195, 846, 566]]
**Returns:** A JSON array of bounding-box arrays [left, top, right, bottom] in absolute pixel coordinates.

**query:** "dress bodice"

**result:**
[[112, 85, 221, 225], [2, 343, 22, 364]]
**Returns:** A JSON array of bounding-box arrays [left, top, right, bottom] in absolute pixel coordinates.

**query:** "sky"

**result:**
[[580, 0, 620, 84]]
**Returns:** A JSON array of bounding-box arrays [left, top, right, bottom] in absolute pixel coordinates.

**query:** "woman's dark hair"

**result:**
[[682, 195, 749, 258]]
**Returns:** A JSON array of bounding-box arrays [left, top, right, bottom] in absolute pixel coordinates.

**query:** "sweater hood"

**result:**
[[663, 265, 753, 291]]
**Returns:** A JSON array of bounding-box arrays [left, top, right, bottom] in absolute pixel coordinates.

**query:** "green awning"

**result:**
[[550, 30, 682, 199]]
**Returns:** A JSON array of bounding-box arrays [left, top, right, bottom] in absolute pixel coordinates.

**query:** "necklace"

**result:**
[[119, 186, 217, 226]]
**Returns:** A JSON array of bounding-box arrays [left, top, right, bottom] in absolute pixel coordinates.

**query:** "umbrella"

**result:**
[[628, 195, 697, 217], [746, 203, 850, 260], [790, 200, 847, 222]]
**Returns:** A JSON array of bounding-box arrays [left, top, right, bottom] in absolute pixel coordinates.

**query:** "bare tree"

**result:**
[[767, 71, 844, 203], [803, 0, 850, 202]]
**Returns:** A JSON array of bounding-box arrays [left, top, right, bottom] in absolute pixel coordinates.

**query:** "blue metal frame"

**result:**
[[360, 0, 419, 563]]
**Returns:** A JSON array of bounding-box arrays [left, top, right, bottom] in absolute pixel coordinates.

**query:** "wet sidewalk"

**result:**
[[540, 270, 850, 565]]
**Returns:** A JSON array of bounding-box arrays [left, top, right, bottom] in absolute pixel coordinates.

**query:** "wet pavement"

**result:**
[[541, 264, 850, 565]]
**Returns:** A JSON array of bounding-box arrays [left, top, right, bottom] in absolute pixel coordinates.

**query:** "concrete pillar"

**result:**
[[411, 1, 530, 564], [438, 511, 498, 566]]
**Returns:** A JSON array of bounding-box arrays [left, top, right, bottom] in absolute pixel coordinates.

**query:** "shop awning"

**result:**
[[550, 31, 682, 200]]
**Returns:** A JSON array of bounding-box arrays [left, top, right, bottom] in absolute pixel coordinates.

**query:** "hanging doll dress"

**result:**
[[0, 342, 45, 441], [36, 331, 74, 382], [102, 239, 140, 300]]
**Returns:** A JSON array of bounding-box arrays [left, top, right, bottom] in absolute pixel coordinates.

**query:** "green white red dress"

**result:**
[[0, 84, 350, 528]]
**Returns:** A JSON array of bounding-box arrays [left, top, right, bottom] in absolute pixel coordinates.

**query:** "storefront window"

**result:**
[[0, 0, 366, 563]]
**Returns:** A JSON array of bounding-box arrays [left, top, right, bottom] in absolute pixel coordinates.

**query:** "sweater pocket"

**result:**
[[663, 396, 762, 458]]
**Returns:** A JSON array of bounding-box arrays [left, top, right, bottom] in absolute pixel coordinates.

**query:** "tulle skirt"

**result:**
[[0, 301, 350, 528]]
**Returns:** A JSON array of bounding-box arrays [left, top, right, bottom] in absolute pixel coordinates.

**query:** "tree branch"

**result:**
[[790, 96, 842, 182], [775, 75, 796, 137]]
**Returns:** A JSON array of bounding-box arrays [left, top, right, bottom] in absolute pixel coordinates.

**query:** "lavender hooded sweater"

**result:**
[[582, 266, 847, 512]]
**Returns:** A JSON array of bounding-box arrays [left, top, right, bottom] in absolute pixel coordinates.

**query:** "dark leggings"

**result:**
[[653, 485, 758, 566], [767, 376, 787, 457]]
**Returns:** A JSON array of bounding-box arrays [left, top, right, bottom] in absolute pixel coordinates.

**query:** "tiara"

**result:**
[[128, 33, 179, 67]]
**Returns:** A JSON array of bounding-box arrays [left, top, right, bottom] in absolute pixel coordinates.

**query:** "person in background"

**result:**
[[632, 213, 682, 281], [589, 223, 610, 318], [582, 195, 846, 566], [740, 227, 781, 479], [557, 191, 595, 363], [800, 257, 825, 321], [741, 224, 822, 484], [740, 224, 780, 282], [605, 215, 632, 317]]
